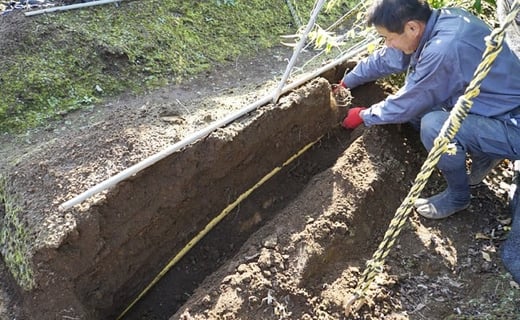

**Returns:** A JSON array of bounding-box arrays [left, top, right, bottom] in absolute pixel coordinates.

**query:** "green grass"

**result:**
[[0, 0, 347, 133], [0, 176, 34, 290]]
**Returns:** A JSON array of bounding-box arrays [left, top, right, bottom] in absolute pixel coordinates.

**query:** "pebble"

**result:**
[[263, 235, 277, 249]]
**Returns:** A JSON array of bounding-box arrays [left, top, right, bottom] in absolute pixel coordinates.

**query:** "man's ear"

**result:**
[[406, 20, 422, 36]]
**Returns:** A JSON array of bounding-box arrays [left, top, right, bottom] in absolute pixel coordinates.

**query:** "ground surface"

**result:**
[[0, 43, 308, 319], [171, 124, 520, 320], [1, 13, 520, 320]]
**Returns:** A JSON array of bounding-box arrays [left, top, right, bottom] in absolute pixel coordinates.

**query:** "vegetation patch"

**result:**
[[0, 0, 349, 133], [0, 176, 34, 290]]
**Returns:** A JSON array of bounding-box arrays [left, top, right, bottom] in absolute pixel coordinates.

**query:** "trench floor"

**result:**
[[122, 127, 353, 319]]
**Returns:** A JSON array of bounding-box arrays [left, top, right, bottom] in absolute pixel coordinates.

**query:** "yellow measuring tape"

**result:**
[[117, 134, 323, 319], [345, 0, 520, 315]]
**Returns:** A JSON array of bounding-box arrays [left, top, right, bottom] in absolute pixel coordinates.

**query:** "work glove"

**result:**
[[342, 106, 366, 129], [332, 80, 347, 94]]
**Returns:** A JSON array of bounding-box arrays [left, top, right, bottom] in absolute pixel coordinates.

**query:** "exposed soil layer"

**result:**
[[171, 120, 519, 319], [1, 42, 520, 320], [173, 124, 426, 320], [120, 79, 388, 320], [96, 78, 340, 319], [0, 74, 344, 319]]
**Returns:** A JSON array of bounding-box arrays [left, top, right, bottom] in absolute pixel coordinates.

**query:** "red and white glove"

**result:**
[[342, 106, 366, 129], [332, 80, 347, 94]]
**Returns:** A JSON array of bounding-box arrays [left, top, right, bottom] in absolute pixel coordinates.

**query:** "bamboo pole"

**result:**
[[59, 41, 371, 210], [24, 0, 121, 16], [272, 0, 327, 103]]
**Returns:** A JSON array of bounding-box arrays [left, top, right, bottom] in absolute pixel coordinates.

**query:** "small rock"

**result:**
[[263, 235, 277, 249]]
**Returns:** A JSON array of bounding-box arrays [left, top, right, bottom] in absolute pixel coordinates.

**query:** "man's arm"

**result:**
[[361, 47, 464, 126], [342, 46, 410, 88]]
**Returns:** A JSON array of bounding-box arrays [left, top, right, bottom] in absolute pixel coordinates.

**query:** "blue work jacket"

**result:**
[[343, 8, 520, 126]]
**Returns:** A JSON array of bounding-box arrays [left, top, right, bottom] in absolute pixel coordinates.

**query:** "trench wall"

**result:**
[[22, 77, 341, 319], [172, 124, 425, 320]]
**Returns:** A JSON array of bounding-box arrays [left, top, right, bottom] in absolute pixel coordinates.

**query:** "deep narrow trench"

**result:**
[[121, 128, 353, 319], [2, 77, 399, 320]]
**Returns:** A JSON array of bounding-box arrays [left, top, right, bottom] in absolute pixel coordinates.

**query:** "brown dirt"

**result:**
[[1, 15, 520, 320], [169, 125, 519, 320]]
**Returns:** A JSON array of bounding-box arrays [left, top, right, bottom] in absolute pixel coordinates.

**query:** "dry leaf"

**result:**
[[497, 217, 512, 225], [482, 251, 492, 262], [414, 303, 426, 312], [475, 232, 490, 240]]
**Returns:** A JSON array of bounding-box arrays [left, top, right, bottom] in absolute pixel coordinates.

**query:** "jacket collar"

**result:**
[[414, 9, 440, 59]]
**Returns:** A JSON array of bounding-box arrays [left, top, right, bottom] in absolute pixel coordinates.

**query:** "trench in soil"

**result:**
[[111, 80, 393, 320], [33, 78, 350, 319], [8, 76, 408, 320], [121, 127, 355, 320]]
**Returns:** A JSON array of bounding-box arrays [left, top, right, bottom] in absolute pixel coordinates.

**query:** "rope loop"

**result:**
[[485, 34, 499, 48], [433, 136, 450, 151]]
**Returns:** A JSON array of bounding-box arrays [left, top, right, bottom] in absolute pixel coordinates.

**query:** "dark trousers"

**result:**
[[502, 160, 520, 284]]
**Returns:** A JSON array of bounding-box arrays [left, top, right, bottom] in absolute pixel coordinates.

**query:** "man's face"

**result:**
[[376, 21, 423, 55]]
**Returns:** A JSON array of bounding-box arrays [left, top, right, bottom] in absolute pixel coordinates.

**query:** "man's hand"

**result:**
[[332, 80, 347, 95], [342, 107, 366, 129]]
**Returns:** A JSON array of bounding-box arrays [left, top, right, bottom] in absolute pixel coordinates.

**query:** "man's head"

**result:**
[[367, 0, 432, 54]]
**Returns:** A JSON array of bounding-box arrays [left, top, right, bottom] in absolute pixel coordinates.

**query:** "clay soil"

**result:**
[[1, 21, 520, 320]]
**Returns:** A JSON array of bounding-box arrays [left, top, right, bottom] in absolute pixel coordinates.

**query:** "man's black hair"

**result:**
[[367, 0, 432, 34]]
